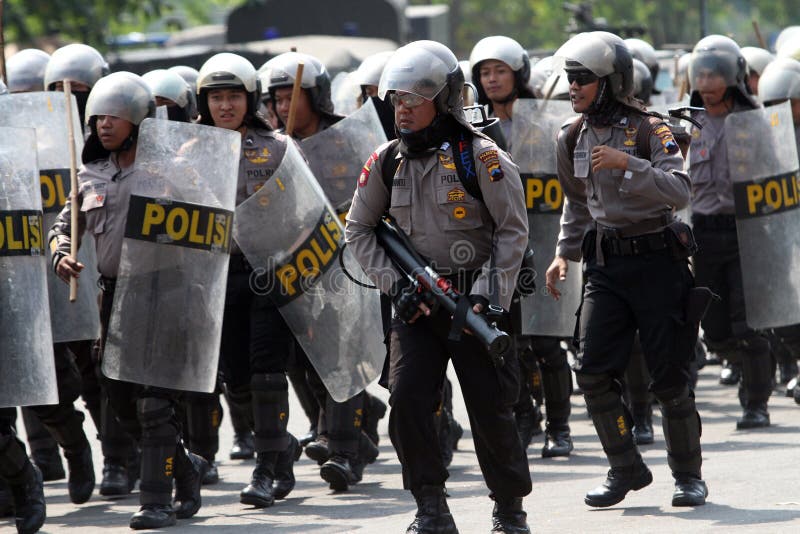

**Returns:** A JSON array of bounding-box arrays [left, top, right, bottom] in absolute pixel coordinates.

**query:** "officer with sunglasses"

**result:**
[[545, 31, 708, 508], [346, 40, 531, 533]]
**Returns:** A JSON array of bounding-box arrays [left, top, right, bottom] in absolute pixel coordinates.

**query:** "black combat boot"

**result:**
[[130, 504, 176, 530], [64, 444, 95, 504], [100, 458, 130, 496], [541, 423, 573, 458], [584, 460, 653, 508], [736, 402, 770, 429], [672, 474, 708, 506], [631, 403, 655, 445], [491, 496, 530, 533], [201, 457, 219, 485], [30, 446, 64, 483], [320, 453, 360, 491], [173, 450, 209, 519], [0, 478, 12, 517], [305, 434, 330, 465], [719, 361, 741, 385], [8, 464, 46, 534], [298, 425, 317, 448], [225, 385, 255, 460], [407, 485, 458, 534], [272, 435, 300, 500], [229, 432, 255, 460], [363, 392, 387, 446], [240, 452, 277, 508]]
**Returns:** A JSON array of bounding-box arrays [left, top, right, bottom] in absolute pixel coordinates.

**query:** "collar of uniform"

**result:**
[[437, 140, 452, 154]]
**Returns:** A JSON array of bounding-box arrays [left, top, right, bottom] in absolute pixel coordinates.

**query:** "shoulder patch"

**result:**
[[653, 124, 680, 155], [478, 149, 504, 181], [359, 151, 379, 187]]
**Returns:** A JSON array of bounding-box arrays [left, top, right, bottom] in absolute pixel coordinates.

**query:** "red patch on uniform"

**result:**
[[359, 151, 379, 187]]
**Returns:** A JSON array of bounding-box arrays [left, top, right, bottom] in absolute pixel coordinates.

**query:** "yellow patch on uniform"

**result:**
[[244, 147, 270, 164], [332, 163, 348, 177], [258, 195, 270, 207], [478, 149, 504, 181], [447, 188, 466, 202], [692, 128, 701, 139], [624, 126, 637, 146], [453, 206, 467, 219], [654, 125, 680, 154], [439, 154, 456, 170]]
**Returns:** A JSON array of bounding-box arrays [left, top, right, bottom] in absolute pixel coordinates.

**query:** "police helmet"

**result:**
[[82, 72, 155, 163], [6, 49, 50, 93], [529, 56, 555, 98], [555, 31, 634, 105], [262, 52, 334, 116], [631, 58, 654, 104], [168, 65, 200, 93], [625, 38, 660, 82], [469, 35, 531, 105], [758, 57, 800, 104], [775, 26, 800, 56], [196, 53, 261, 124], [43, 44, 108, 90], [142, 69, 193, 121], [741, 46, 775, 76], [355, 51, 395, 89], [541, 70, 571, 101], [688, 35, 754, 108]]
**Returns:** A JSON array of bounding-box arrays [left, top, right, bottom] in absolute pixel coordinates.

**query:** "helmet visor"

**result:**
[[378, 46, 448, 100]]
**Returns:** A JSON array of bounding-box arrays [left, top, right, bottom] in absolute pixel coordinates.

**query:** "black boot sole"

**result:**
[[240, 491, 275, 508], [584, 469, 653, 508], [320, 463, 352, 491], [130, 513, 176, 530]]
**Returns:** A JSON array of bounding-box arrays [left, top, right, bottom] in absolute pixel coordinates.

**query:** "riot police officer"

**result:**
[[346, 40, 532, 533], [263, 51, 386, 491], [470, 35, 575, 458], [687, 35, 774, 430], [44, 44, 109, 127], [545, 31, 708, 507], [740, 46, 774, 96], [195, 52, 300, 508], [50, 72, 208, 529]]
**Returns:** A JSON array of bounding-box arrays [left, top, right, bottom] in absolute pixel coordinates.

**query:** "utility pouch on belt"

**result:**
[[665, 220, 699, 259]]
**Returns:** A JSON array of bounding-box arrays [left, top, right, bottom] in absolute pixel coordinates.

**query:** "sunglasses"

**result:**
[[566, 70, 599, 87], [389, 92, 429, 108]]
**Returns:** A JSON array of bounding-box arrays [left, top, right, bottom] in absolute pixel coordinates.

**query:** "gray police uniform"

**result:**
[[557, 111, 704, 481], [346, 135, 532, 498], [688, 106, 774, 421], [51, 152, 203, 510]]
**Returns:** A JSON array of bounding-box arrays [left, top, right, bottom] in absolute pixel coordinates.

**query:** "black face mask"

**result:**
[[397, 114, 460, 159], [167, 105, 190, 123], [583, 79, 623, 127], [74, 91, 90, 130]]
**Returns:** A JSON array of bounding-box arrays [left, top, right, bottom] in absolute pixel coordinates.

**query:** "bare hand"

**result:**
[[56, 255, 84, 284], [591, 145, 629, 173], [406, 301, 432, 324], [545, 256, 568, 301]]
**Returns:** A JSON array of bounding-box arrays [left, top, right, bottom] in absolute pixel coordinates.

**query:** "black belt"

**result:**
[[691, 213, 736, 231], [97, 276, 117, 292], [602, 231, 670, 258]]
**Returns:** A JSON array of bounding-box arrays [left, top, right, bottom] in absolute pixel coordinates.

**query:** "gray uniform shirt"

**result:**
[[50, 153, 135, 278], [556, 113, 691, 261], [345, 136, 529, 311], [687, 112, 731, 215]]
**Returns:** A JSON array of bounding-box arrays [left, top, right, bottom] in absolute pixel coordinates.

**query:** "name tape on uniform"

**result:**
[[268, 211, 343, 306], [124, 195, 234, 253], [522, 173, 564, 214], [0, 210, 45, 257], [40, 169, 72, 213], [732, 171, 800, 219]]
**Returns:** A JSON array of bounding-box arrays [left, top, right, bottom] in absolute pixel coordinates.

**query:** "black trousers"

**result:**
[[387, 312, 531, 499], [577, 242, 695, 389]]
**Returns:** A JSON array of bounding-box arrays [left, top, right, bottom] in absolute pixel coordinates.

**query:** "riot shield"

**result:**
[[300, 98, 388, 212], [234, 141, 384, 402], [725, 101, 800, 329], [0, 91, 101, 343], [510, 99, 582, 337], [102, 119, 240, 393], [0, 127, 58, 408]]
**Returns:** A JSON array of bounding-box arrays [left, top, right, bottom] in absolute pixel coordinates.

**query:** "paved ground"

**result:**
[[5, 363, 800, 533]]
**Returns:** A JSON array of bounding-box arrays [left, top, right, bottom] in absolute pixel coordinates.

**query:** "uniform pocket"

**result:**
[[79, 187, 107, 235], [390, 187, 412, 235], [436, 188, 483, 231]]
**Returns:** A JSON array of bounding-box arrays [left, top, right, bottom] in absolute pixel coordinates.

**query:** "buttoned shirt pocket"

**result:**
[[436, 187, 483, 231], [79, 181, 107, 235], [390, 187, 413, 235]]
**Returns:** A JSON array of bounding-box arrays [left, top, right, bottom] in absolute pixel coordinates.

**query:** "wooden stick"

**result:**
[[284, 62, 304, 137], [0, 0, 7, 85], [752, 20, 767, 49], [64, 80, 80, 302]]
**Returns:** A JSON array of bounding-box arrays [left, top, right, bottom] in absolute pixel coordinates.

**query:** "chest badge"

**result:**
[[439, 153, 456, 170], [244, 146, 270, 164], [453, 206, 467, 219], [624, 127, 637, 147], [447, 188, 466, 202]]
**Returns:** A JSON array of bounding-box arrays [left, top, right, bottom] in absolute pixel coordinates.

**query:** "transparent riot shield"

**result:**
[[0, 92, 100, 343], [725, 101, 800, 329], [0, 127, 58, 407], [300, 98, 388, 211], [234, 141, 384, 402], [102, 119, 240, 393], [510, 99, 582, 337]]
